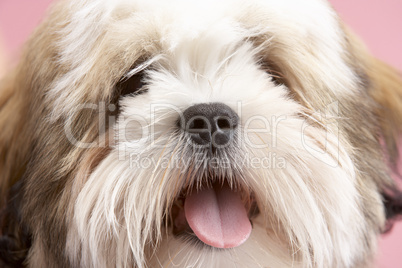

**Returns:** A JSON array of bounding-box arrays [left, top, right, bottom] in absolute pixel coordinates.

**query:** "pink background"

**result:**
[[0, 0, 401, 267]]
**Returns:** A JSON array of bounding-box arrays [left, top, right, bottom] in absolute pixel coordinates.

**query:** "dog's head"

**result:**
[[1, 0, 402, 267]]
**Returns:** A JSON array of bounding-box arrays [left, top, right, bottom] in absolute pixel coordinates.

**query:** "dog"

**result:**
[[1, 0, 402, 267]]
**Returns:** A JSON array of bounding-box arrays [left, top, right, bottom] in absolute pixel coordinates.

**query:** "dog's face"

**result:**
[[1, 0, 402, 267]]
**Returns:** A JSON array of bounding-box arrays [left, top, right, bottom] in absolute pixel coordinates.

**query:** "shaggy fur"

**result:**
[[1, 0, 402, 267]]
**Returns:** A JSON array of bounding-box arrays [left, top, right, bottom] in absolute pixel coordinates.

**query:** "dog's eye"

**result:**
[[261, 62, 286, 87], [266, 69, 285, 87], [116, 71, 147, 97], [268, 74, 282, 86]]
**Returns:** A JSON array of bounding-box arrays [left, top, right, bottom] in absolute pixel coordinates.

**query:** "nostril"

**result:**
[[217, 118, 231, 130], [190, 118, 208, 130]]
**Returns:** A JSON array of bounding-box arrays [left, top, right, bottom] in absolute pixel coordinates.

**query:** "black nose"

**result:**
[[179, 103, 239, 149]]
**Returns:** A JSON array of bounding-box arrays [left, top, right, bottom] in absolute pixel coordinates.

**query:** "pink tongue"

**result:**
[[184, 184, 251, 248]]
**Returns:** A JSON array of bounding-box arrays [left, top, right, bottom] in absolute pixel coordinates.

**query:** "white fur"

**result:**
[[60, 0, 369, 267], [48, 0, 356, 121]]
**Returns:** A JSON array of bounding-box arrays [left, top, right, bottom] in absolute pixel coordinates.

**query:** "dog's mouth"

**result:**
[[170, 179, 259, 249]]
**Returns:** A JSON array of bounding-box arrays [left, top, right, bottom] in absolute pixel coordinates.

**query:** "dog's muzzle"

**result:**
[[173, 103, 253, 249]]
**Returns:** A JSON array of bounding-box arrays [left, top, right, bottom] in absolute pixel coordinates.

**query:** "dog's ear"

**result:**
[[363, 44, 402, 224], [345, 27, 402, 166], [345, 28, 402, 223], [0, 28, 34, 268], [367, 59, 402, 166], [366, 56, 402, 224], [0, 180, 32, 267], [367, 59, 402, 224]]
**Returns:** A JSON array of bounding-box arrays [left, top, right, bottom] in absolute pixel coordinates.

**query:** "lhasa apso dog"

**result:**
[[1, 0, 402, 267]]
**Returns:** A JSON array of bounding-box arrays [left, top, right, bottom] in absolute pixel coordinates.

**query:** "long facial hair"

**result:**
[[0, 1, 402, 268]]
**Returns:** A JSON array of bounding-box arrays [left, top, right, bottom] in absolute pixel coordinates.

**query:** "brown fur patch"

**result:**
[[344, 27, 402, 166]]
